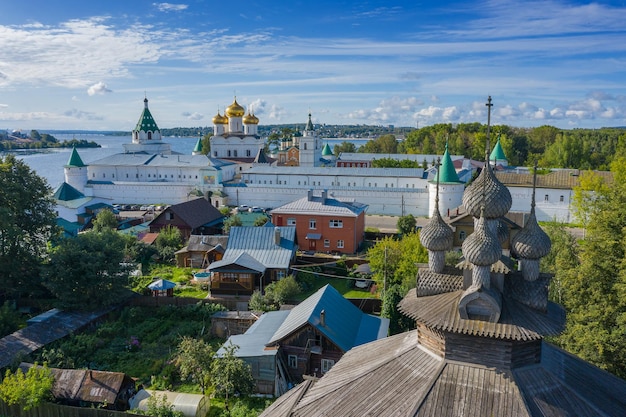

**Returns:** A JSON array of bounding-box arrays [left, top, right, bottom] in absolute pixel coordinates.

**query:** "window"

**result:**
[[560, 195, 564, 202], [246, 150, 251, 157], [227, 150, 231, 157], [337, 240, 344, 249], [288, 355, 298, 368], [234, 150, 238, 157], [309, 219, 317, 229], [321, 359, 335, 373], [324, 239, 330, 248], [214, 151, 218, 157], [459, 231, 467, 241], [329, 220, 343, 228], [166, 212, 174, 220], [544, 194, 549, 202], [287, 218, 296, 226]]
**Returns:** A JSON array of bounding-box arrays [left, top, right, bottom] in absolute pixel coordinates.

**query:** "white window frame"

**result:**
[[324, 239, 330, 248], [329, 219, 343, 228], [337, 240, 344, 249], [309, 219, 317, 229], [287, 218, 296, 226], [321, 359, 335, 373]]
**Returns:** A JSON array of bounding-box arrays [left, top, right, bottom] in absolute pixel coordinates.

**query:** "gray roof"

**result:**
[[270, 194, 367, 217], [267, 284, 389, 352], [217, 310, 291, 358], [260, 331, 626, 417], [88, 153, 233, 169], [208, 226, 296, 271], [337, 152, 465, 162], [242, 165, 425, 178]]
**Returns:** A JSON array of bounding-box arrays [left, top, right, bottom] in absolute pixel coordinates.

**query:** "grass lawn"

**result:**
[[295, 275, 379, 302]]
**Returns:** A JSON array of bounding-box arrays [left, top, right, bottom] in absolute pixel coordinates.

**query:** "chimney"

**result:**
[[320, 309, 326, 326], [274, 227, 281, 245], [321, 189, 327, 204], [307, 189, 313, 201]]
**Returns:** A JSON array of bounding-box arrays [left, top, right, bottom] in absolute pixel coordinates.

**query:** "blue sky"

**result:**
[[1, 0, 626, 131]]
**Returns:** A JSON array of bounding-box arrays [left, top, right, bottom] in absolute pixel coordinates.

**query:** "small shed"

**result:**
[[148, 279, 176, 297], [129, 389, 209, 417]]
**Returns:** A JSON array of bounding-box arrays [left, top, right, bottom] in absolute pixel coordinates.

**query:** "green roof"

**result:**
[[65, 147, 85, 167], [322, 143, 333, 156], [490, 136, 507, 162], [134, 98, 160, 132], [53, 182, 85, 201], [432, 146, 461, 183], [193, 138, 203, 153]]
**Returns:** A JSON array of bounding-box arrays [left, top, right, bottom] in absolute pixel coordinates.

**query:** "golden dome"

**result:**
[[243, 111, 259, 125], [226, 98, 245, 117], [212, 111, 228, 125]]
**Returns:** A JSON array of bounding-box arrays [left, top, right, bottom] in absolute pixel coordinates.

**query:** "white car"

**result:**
[[238, 204, 249, 211], [249, 206, 263, 212], [355, 279, 373, 289]]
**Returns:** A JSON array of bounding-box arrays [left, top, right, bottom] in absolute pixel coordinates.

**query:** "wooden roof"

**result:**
[[260, 331, 626, 417], [399, 288, 565, 341], [495, 169, 613, 190]]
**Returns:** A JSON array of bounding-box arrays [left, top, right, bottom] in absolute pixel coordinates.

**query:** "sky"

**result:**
[[1, 0, 626, 131]]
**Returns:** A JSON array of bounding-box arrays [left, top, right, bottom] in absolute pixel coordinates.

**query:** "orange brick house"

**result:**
[[270, 190, 368, 254]]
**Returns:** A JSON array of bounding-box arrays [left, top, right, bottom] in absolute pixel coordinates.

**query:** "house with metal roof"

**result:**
[[207, 225, 297, 296], [270, 189, 368, 254], [149, 197, 224, 239], [175, 234, 228, 268], [218, 284, 389, 397]]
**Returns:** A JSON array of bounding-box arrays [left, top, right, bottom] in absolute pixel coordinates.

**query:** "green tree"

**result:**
[[0, 363, 54, 411], [540, 222, 579, 305], [264, 275, 301, 306], [155, 225, 183, 263], [556, 157, 626, 378], [92, 208, 118, 232], [201, 133, 211, 155], [248, 290, 276, 312], [254, 215, 269, 226], [0, 155, 57, 297], [360, 134, 397, 153], [367, 233, 428, 290], [397, 214, 416, 235], [174, 336, 214, 395], [223, 215, 242, 234], [381, 284, 415, 335], [211, 342, 254, 412], [333, 141, 357, 156], [0, 301, 21, 337], [44, 229, 131, 310]]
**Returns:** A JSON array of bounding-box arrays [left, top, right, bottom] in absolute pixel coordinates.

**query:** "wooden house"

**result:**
[[219, 285, 389, 396], [20, 363, 136, 411], [207, 225, 297, 296], [175, 234, 228, 268], [149, 197, 224, 239]]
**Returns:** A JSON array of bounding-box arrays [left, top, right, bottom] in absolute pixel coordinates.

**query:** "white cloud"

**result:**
[[87, 82, 112, 96], [183, 112, 204, 120], [153, 3, 188, 12]]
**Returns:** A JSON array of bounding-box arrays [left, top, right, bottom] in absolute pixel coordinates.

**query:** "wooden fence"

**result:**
[[0, 401, 133, 417]]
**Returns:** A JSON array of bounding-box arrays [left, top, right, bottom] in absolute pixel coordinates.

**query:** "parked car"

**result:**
[[238, 204, 249, 212], [249, 206, 263, 212]]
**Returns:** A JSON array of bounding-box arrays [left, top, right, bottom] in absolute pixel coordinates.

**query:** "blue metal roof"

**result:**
[[217, 310, 291, 358], [267, 284, 389, 352]]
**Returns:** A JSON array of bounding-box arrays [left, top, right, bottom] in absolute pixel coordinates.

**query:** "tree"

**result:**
[[174, 336, 214, 395], [264, 275, 301, 306], [92, 208, 118, 232], [254, 215, 269, 226], [0, 363, 54, 411], [556, 156, 626, 378], [381, 284, 415, 335], [223, 215, 242, 234], [367, 233, 428, 290], [155, 225, 183, 263], [333, 141, 356, 156], [0, 301, 21, 337], [0, 155, 57, 297], [540, 222, 579, 305], [211, 342, 254, 411], [44, 229, 131, 310], [200, 133, 211, 155], [397, 214, 416, 235]]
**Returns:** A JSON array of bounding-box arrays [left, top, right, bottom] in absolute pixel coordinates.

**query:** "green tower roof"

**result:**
[[134, 98, 160, 132], [490, 136, 507, 162], [432, 145, 461, 183], [193, 138, 203, 153], [322, 143, 333, 156], [65, 147, 85, 168]]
